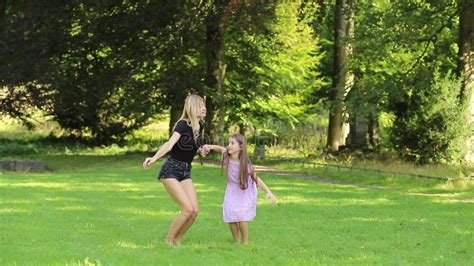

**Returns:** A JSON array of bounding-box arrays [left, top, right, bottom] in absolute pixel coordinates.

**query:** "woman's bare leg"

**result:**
[[161, 178, 196, 245], [172, 179, 199, 244]]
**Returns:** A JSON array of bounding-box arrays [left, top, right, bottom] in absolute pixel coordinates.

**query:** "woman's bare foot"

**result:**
[[165, 238, 181, 246]]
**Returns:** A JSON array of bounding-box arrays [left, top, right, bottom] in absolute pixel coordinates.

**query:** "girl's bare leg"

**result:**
[[238, 221, 249, 245], [228, 222, 241, 244]]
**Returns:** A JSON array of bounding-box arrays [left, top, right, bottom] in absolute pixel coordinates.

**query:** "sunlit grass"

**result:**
[[270, 161, 474, 197], [1, 154, 473, 265], [0, 114, 58, 139]]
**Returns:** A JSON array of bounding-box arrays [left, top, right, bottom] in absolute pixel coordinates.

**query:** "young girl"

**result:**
[[203, 134, 277, 245]]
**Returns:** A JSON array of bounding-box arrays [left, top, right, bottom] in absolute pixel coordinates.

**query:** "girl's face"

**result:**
[[227, 137, 241, 156], [197, 100, 207, 119]]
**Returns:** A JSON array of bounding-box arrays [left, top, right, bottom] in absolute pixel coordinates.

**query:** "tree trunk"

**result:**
[[205, 2, 226, 145], [346, 113, 368, 148], [459, 2, 474, 162], [239, 123, 245, 135], [327, 0, 355, 151], [0, 0, 6, 19], [368, 113, 379, 148], [169, 100, 184, 137]]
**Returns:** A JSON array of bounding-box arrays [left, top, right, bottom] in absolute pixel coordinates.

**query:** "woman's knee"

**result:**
[[182, 206, 199, 219], [192, 206, 200, 218]]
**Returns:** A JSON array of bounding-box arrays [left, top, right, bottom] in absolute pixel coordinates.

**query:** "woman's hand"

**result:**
[[266, 192, 277, 205], [143, 157, 156, 168]]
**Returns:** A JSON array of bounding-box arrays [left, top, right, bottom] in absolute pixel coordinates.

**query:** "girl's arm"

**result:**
[[254, 173, 277, 204], [143, 132, 181, 168], [203, 144, 227, 153]]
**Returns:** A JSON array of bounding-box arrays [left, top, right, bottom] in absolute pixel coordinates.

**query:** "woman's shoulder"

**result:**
[[176, 119, 192, 127], [176, 119, 190, 125], [174, 119, 191, 133]]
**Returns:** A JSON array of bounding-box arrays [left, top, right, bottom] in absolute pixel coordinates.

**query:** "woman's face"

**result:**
[[198, 100, 207, 119]]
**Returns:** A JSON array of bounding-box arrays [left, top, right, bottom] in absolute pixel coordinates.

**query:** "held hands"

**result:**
[[200, 145, 211, 157], [266, 192, 277, 205], [143, 157, 156, 168]]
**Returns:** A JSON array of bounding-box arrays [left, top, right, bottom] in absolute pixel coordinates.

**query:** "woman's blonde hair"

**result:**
[[173, 94, 205, 143]]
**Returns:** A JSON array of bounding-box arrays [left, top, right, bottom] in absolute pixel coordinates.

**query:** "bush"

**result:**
[[390, 69, 468, 164], [0, 141, 38, 156]]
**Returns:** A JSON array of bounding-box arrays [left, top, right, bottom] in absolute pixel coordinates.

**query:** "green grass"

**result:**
[[266, 161, 474, 198], [1, 155, 473, 265]]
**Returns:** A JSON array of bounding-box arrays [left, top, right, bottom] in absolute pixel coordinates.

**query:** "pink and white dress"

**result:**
[[222, 160, 258, 223]]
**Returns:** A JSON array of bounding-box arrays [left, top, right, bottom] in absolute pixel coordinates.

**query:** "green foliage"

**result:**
[[224, 1, 324, 135], [0, 141, 38, 156], [390, 70, 468, 164], [1, 0, 471, 165], [157, 1, 209, 105], [345, 0, 465, 162], [0, 1, 70, 126], [46, 2, 170, 144], [254, 1, 323, 128], [220, 1, 276, 129]]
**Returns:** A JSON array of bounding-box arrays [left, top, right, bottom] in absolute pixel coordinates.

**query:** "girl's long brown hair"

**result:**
[[222, 134, 257, 189]]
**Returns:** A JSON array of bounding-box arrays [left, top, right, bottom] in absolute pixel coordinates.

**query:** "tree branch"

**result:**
[[403, 9, 459, 75]]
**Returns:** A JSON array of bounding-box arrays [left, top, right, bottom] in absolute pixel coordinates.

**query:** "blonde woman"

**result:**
[[143, 94, 208, 246]]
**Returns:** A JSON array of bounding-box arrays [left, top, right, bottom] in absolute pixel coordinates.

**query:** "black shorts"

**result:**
[[158, 156, 192, 182]]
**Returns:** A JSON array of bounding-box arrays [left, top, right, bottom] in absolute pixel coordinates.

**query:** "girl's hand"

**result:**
[[200, 146, 210, 157], [266, 192, 277, 205], [143, 157, 156, 168]]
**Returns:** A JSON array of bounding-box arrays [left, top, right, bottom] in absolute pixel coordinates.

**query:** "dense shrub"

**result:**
[[390, 70, 468, 164]]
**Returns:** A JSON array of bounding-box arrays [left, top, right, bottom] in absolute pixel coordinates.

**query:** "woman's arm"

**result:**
[[254, 174, 277, 204], [143, 132, 181, 168]]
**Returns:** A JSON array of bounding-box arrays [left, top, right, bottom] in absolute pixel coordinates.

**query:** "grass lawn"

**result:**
[[268, 161, 474, 198], [1, 155, 473, 265]]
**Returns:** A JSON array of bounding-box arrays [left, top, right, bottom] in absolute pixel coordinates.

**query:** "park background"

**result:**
[[1, 0, 473, 265]]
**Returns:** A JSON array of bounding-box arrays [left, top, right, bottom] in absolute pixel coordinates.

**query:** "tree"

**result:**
[[0, 1, 70, 127], [376, 0, 466, 163], [458, 1, 474, 162], [154, 1, 209, 135], [327, 0, 355, 151], [0, 0, 6, 18], [45, 1, 173, 143], [1, 1, 172, 143], [205, 1, 227, 144]]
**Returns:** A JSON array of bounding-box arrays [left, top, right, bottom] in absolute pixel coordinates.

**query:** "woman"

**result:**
[[143, 94, 208, 246]]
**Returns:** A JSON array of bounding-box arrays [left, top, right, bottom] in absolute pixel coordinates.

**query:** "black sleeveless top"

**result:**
[[170, 120, 203, 163]]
